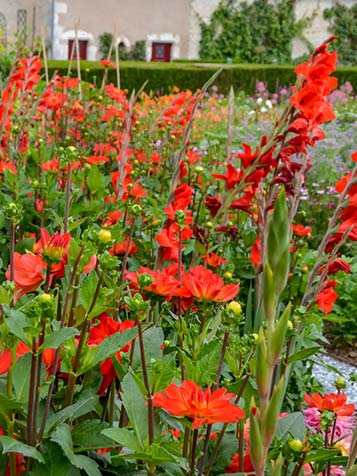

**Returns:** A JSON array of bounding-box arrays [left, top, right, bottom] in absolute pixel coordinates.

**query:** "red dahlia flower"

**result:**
[[88, 314, 135, 395], [304, 392, 355, 417], [153, 380, 244, 429], [182, 265, 239, 302], [6, 252, 46, 301]]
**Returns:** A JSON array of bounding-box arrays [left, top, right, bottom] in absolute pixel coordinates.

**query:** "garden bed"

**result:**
[[0, 40, 356, 475]]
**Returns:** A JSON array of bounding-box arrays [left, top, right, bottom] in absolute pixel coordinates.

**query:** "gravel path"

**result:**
[[313, 352, 357, 404]]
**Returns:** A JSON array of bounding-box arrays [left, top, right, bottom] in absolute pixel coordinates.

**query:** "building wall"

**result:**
[[53, 0, 191, 60], [1, 0, 354, 61], [0, 0, 51, 47], [292, 0, 356, 58], [191, 0, 356, 60]]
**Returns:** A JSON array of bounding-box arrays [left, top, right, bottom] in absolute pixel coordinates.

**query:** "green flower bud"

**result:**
[[138, 273, 154, 289], [289, 439, 303, 452], [124, 293, 149, 315], [98, 229, 112, 243], [226, 301, 242, 316], [335, 377, 346, 391], [130, 204, 143, 217], [5, 202, 24, 223], [39, 293, 53, 304]]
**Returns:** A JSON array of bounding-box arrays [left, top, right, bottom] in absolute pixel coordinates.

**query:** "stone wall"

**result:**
[[53, 0, 191, 61], [0, 0, 50, 47]]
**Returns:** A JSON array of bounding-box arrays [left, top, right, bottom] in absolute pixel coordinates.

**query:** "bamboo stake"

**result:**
[[41, 26, 49, 86], [100, 26, 116, 90], [114, 21, 121, 89], [74, 20, 82, 100]]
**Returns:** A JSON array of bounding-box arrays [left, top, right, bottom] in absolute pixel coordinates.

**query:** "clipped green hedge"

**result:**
[[46, 60, 357, 95]]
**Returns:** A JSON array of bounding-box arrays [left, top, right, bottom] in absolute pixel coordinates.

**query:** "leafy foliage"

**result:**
[[199, 0, 311, 63], [324, 2, 357, 65]]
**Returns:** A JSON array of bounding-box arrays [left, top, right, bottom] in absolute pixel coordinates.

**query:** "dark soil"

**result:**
[[324, 340, 357, 367]]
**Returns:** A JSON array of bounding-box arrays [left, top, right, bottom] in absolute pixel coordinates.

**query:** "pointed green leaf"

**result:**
[[101, 428, 142, 452], [79, 326, 137, 375], [0, 436, 44, 463], [41, 328, 79, 350], [121, 373, 148, 448]]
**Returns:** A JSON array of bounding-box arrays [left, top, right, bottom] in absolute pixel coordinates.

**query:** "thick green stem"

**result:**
[[137, 319, 154, 445]]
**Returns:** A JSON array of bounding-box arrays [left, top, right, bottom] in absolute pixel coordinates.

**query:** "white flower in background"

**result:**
[[265, 99, 273, 109], [256, 97, 263, 105], [260, 106, 267, 113], [248, 110, 256, 116]]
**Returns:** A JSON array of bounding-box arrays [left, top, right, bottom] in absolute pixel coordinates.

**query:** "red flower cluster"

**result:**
[[126, 264, 239, 303], [152, 380, 244, 429], [304, 392, 355, 417], [6, 229, 73, 301], [88, 313, 136, 395], [156, 183, 193, 262]]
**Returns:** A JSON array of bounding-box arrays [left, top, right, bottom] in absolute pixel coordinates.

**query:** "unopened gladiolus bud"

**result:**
[[335, 377, 346, 391], [163, 340, 171, 347], [256, 330, 269, 399], [138, 273, 154, 289], [261, 377, 285, 445], [287, 320, 293, 330], [224, 271, 233, 279], [250, 399, 264, 472], [206, 221, 213, 228], [33, 180, 40, 188], [98, 229, 112, 243], [226, 301, 242, 316], [301, 265, 309, 273], [289, 439, 303, 452], [174, 209, 186, 228], [195, 166, 203, 173], [269, 303, 291, 366]]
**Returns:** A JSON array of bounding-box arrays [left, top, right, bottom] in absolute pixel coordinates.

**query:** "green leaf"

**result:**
[[101, 428, 142, 452], [121, 372, 148, 448], [51, 424, 101, 476], [4, 308, 33, 345], [41, 328, 79, 350], [87, 166, 105, 194], [131, 327, 164, 371], [0, 394, 23, 414], [0, 436, 44, 463], [29, 441, 76, 476], [276, 412, 305, 441], [47, 208, 64, 230], [287, 346, 321, 364], [12, 353, 32, 403], [79, 326, 137, 375], [78, 271, 99, 313], [45, 394, 98, 435], [0, 286, 11, 304], [305, 449, 340, 463], [72, 420, 114, 451]]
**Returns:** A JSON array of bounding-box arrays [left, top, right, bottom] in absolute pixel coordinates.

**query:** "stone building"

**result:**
[[0, 0, 51, 49], [0, 0, 355, 61]]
